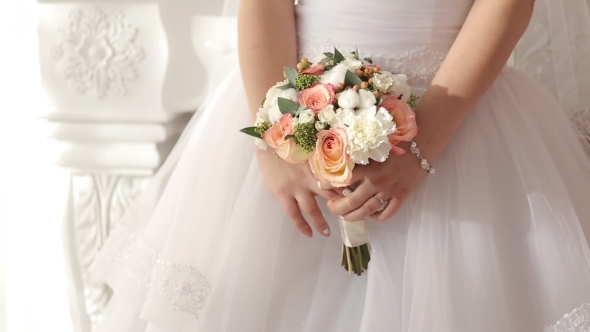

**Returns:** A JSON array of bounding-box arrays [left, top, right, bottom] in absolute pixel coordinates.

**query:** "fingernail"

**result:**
[[322, 228, 330, 236], [342, 188, 352, 196]]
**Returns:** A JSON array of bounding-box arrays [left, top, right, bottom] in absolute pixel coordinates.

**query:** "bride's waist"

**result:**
[[297, 35, 449, 93]]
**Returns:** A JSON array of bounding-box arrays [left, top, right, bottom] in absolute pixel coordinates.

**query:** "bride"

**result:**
[[91, 0, 590, 331]]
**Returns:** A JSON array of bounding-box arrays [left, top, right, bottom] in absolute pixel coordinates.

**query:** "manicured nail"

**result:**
[[322, 228, 330, 236], [342, 188, 352, 196]]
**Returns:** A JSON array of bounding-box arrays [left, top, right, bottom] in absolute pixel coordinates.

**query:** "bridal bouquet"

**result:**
[[241, 48, 419, 275]]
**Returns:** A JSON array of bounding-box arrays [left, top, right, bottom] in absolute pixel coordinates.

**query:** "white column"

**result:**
[[36, 1, 237, 331]]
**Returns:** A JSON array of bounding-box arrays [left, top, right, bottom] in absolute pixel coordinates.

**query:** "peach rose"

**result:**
[[301, 64, 326, 76], [298, 83, 336, 113], [380, 95, 418, 155], [309, 127, 354, 187], [275, 140, 312, 164], [263, 113, 295, 149]]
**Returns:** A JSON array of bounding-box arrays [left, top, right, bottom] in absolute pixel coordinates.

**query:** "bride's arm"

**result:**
[[238, 0, 339, 238], [328, 0, 536, 221], [414, 0, 535, 162], [238, 0, 298, 117]]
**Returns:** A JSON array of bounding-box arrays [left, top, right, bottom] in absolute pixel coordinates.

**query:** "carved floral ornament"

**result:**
[[51, 7, 144, 99]]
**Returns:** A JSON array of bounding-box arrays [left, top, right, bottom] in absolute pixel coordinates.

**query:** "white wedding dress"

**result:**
[[91, 0, 590, 331]]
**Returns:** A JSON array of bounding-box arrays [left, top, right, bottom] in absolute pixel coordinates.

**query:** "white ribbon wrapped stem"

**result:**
[[339, 217, 369, 247]]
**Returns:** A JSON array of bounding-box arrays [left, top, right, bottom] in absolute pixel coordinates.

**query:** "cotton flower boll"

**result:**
[[318, 105, 337, 124], [264, 79, 290, 108], [391, 74, 412, 102], [358, 89, 377, 109], [268, 88, 300, 123], [298, 109, 316, 124], [321, 63, 349, 86], [338, 89, 361, 109], [268, 104, 283, 124]]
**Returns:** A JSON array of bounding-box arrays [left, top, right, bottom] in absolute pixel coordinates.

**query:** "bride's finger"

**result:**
[[326, 182, 375, 217], [280, 197, 313, 237], [313, 182, 341, 201], [371, 196, 402, 222], [342, 192, 388, 221], [297, 194, 331, 237]]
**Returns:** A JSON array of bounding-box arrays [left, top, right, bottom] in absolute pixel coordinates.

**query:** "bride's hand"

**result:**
[[326, 143, 428, 222], [256, 149, 341, 238]]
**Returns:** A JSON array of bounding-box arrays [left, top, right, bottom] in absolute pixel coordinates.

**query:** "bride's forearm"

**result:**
[[414, 0, 534, 161], [238, 0, 298, 119]]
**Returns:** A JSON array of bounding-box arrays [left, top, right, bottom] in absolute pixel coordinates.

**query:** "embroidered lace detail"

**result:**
[[544, 303, 590, 332], [96, 226, 211, 319], [297, 36, 448, 93]]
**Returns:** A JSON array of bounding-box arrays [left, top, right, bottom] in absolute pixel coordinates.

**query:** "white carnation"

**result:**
[[338, 89, 360, 109], [318, 105, 337, 124], [320, 63, 349, 86], [391, 74, 412, 102], [254, 107, 270, 125], [298, 109, 316, 124], [334, 108, 357, 127], [346, 106, 397, 165], [372, 72, 395, 94], [358, 89, 377, 109]]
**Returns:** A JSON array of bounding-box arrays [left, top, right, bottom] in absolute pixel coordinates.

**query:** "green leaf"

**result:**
[[295, 105, 306, 116], [278, 97, 299, 115], [284, 67, 298, 86], [344, 70, 363, 87], [277, 83, 295, 90], [334, 48, 345, 63], [240, 127, 262, 139], [363, 57, 373, 64], [323, 52, 334, 58], [354, 47, 360, 60]]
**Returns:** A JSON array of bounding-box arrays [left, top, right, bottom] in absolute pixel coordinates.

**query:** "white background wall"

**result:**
[[1, 1, 75, 331]]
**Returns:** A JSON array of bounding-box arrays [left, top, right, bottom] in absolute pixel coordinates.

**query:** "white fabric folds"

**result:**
[[90, 1, 590, 331]]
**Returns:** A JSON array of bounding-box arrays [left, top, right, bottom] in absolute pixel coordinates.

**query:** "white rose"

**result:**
[[391, 74, 411, 102], [318, 105, 337, 124], [298, 109, 316, 124], [358, 89, 377, 109], [343, 55, 363, 71], [320, 63, 349, 86], [338, 89, 361, 109], [372, 72, 395, 94], [315, 121, 327, 131]]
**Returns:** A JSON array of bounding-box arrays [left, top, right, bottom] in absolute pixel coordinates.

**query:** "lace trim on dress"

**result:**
[[97, 226, 212, 320], [544, 303, 590, 332], [297, 36, 447, 93]]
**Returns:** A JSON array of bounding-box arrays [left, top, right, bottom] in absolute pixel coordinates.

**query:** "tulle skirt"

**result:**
[[91, 66, 590, 332]]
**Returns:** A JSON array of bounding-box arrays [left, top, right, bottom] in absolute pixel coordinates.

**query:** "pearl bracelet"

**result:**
[[409, 141, 436, 174]]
